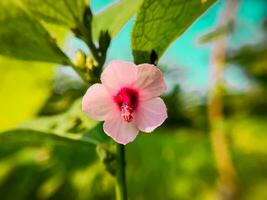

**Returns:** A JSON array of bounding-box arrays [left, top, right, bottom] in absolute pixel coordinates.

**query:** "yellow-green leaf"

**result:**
[[0, 57, 54, 131]]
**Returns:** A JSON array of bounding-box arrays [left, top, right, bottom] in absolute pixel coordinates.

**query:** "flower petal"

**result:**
[[103, 111, 139, 145], [136, 97, 167, 132], [101, 60, 138, 94], [134, 64, 166, 100], [82, 83, 113, 121]]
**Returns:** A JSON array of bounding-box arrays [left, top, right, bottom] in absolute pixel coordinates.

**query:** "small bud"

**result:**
[[86, 56, 98, 70], [74, 50, 86, 68]]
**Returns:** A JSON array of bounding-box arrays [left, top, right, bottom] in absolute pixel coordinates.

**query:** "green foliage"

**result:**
[[0, 98, 110, 147], [131, 0, 216, 64], [0, 20, 67, 131], [22, 0, 86, 27], [37, 79, 87, 116], [0, 137, 101, 200], [1, 113, 267, 200], [2, 1, 267, 199], [0, 129, 97, 147], [162, 85, 193, 126], [20, 98, 110, 144], [21, 99, 94, 134], [226, 21, 267, 86], [0, 1, 70, 64], [92, 0, 142, 40], [227, 45, 267, 85], [126, 129, 217, 199]]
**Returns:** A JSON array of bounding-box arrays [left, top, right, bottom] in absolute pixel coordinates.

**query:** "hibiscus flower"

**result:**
[[82, 60, 167, 145]]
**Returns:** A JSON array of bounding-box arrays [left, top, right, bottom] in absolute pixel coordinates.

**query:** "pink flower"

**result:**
[[82, 60, 167, 145]]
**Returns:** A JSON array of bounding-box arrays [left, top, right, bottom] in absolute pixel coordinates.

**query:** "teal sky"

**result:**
[[81, 0, 267, 93]]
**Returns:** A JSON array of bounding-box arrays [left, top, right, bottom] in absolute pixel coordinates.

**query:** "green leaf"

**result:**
[[0, 57, 55, 131], [0, 1, 70, 64], [131, 0, 216, 64], [92, 0, 142, 40], [20, 98, 110, 144], [20, 99, 94, 134], [0, 21, 67, 131], [0, 129, 97, 147], [82, 123, 110, 144], [22, 0, 86, 27]]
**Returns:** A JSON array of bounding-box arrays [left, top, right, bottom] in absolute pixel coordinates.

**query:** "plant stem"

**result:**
[[78, 22, 100, 62], [115, 144, 127, 200]]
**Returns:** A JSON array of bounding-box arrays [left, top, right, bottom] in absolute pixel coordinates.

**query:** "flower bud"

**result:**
[[86, 56, 98, 70], [74, 50, 86, 68]]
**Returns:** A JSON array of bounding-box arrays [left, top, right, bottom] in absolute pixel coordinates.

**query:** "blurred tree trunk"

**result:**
[[208, 0, 239, 199]]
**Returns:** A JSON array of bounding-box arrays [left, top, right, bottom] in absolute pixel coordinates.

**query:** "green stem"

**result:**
[[78, 22, 100, 62], [116, 144, 127, 200]]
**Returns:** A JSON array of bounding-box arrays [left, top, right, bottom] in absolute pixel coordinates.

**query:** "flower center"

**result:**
[[113, 87, 139, 122]]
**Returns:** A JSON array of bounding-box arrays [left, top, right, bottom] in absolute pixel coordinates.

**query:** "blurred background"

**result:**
[[0, 0, 267, 199]]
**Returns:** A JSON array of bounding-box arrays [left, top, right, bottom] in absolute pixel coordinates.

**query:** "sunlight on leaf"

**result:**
[[0, 57, 54, 131]]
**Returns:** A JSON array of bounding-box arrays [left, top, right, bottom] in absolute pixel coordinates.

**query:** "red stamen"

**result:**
[[113, 87, 139, 122]]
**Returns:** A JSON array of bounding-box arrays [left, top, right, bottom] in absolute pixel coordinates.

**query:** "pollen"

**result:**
[[121, 104, 133, 122]]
